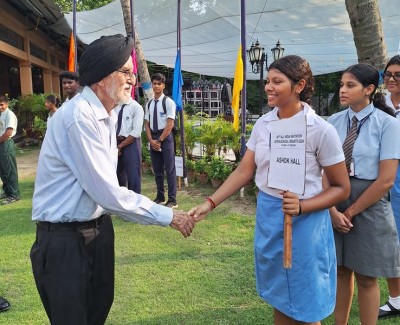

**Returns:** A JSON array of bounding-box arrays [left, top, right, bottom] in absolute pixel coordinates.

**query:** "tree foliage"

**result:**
[[54, 0, 113, 12]]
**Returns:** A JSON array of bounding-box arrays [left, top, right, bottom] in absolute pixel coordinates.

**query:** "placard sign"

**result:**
[[175, 156, 183, 177], [267, 115, 307, 195]]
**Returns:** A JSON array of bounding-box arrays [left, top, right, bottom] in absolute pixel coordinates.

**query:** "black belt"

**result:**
[[36, 213, 110, 231]]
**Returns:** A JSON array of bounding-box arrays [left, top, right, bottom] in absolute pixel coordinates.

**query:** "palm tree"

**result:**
[[345, 0, 387, 69], [120, 0, 154, 102]]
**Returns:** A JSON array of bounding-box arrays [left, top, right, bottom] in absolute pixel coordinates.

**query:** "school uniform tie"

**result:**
[[152, 100, 159, 132], [116, 104, 125, 136], [342, 116, 358, 170]]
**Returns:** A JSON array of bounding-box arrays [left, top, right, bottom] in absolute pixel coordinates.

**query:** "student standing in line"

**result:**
[[327, 63, 400, 325], [189, 55, 350, 324], [115, 95, 144, 194], [44, 94, 61, 120], [0, 95, 20, 205], [59, 71, 80, 101], [144, 73, 178, 208], [379, 55, 400, 319]]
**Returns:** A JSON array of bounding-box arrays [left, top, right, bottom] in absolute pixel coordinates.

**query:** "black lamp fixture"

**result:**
[[247, 39, 265, 74], [271, 39, 285, 62], [247, 39, 285, 115]]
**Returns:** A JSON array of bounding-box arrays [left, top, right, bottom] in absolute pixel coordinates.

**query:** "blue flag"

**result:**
[[172, 49, 184, 112]]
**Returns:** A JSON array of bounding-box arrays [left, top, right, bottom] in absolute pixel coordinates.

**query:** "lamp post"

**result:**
[[247, 39, 285, 115], [194, 78, 211, 125]]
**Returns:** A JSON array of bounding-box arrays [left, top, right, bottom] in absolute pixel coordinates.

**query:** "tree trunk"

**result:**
[[345, 0, 387, 70], [120, 0, 154, 102]]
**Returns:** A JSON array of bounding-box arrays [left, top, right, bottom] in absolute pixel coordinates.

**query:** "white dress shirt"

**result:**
[[144, 94, 176, 131], [115, 98, 144, 138], [0, 108, 17, 137], [32, 86, 172, 225], [386, 94, 400, 119], [247, 102, 344, 199]]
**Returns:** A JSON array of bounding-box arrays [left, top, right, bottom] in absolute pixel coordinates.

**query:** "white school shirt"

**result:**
[[328, 103, 400, 180], [144, 94, 176, 131], [0, 108, 17, 138], [386, 94, 400, 120], [247, 102, 344, 199], [115, 98, 144, 138], [32, 86, 172, 225]]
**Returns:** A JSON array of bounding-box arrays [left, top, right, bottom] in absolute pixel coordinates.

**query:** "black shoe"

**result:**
[[164, 200, 178, 209], [153, 197, 166, 204], [0, 297, 10, 312], [1, 196, 20, 205], [378, 301, 400, 319]]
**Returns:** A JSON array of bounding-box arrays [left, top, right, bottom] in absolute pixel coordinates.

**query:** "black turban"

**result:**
[[79, 34, 134, 86]]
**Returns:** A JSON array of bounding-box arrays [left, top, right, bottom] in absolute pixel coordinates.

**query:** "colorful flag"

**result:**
[[131, 47, 138, 99], [68, 31, 76, 72], [131, 48, 138, 74], [232, 45, 243, 131], [172, 49, 184, 112]]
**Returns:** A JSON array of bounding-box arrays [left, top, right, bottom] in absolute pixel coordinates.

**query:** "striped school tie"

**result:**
[[342, 116, 358, 171]]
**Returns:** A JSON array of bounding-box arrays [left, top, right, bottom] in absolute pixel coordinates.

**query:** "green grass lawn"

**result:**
[[0, 154, 399, 324]]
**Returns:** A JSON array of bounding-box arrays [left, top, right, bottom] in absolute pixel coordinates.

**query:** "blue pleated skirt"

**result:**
[[254, 191, 336, 322]]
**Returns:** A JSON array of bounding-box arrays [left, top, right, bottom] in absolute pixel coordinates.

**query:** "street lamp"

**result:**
[[193, 78, 211, 125], [271, 39, 285, 62], [247, 39, 285, 115]]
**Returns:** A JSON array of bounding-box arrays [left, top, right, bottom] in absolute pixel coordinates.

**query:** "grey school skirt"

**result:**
[[334, 177, 400, 277]]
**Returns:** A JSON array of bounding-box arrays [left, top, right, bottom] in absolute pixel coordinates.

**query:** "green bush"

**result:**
[[193, 157, 208, 174], [206, 156, 232, 180]]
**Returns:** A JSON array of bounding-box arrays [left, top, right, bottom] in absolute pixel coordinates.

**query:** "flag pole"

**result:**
[[177, 0, 188, 186], [240, 0, 247, 158]]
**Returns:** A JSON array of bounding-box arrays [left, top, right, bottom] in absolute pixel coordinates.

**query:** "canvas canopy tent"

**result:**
[[54, 0, 400, 78]]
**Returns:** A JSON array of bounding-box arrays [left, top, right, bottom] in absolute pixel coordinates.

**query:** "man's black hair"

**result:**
[[60, 71, 80, 82]]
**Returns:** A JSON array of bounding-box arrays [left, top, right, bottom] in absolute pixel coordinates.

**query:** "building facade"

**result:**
[[0, 0, 70, 99]]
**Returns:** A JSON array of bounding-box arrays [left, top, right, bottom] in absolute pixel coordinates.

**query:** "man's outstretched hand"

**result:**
[[170, 210, 196, 238]]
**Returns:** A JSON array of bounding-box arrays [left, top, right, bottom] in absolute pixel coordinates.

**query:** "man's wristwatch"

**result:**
[[157, 138, 162, 143]]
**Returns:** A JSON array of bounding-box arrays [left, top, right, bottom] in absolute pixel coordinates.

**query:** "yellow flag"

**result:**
[[232, 45, 243, 131]]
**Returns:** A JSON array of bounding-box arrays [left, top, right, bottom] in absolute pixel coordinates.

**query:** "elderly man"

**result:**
[[30, 34, 194, 325]]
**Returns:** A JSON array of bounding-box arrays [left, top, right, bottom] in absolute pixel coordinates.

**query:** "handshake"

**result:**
[[169, 200, 212, 237]]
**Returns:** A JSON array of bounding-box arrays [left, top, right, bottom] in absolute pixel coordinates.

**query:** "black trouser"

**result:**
[[30, 214, 115, 325], [150, 131, 177, 202], [117, 137, 142, 193], [0, 139, 19, 197]]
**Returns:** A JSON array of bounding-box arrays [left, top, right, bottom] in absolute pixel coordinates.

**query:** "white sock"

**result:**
[[381, 295, 400, 311], [389, 295, 400, 310]]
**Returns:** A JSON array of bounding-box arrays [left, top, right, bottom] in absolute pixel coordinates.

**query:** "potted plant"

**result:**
[[206, 156, 232, 188], [194, 157, 208, 185], [185, 159, 196, 183], [142, 147, 151, 173]]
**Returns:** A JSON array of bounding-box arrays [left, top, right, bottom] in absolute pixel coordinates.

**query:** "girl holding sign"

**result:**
[[379, 55, 400, 319], [189, 55, 350, 324], [327, 63, 400, 325]]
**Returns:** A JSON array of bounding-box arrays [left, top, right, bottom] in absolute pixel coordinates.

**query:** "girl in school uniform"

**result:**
[[189, 55, 350, 324], [327, 63, 400, 325], [379, 55, 400, 319]]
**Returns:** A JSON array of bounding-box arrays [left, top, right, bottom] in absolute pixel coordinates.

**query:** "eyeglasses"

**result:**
[[116, 70, 134, 80], [383, 71, 400, 82]]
